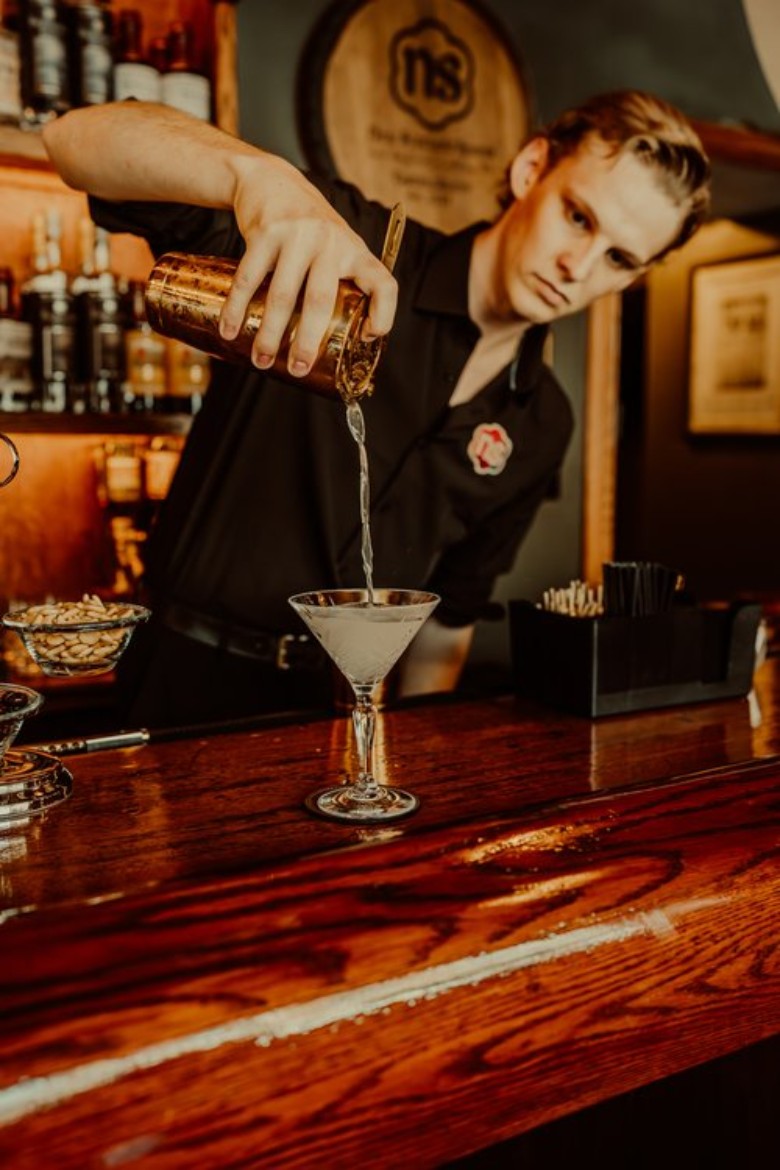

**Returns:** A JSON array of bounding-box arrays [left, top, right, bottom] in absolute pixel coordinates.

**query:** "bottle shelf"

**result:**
[[0, 412, 193, 436], [0, 124, 51, 170]]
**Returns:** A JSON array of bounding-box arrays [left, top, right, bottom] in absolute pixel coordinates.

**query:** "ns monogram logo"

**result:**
[[388, 18, 475, 131]]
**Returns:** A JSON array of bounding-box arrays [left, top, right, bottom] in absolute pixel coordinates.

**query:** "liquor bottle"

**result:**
[[0, 266, 14, 317], [69, 215, 97, 412], [122, 278, 167, 412], [0, 4, 23, 125], [101, 439, 147, 596], [103, 439, 144, 516], [64, 0, 113, 108], [0, 266, 35, 413], [72, 219, 126, 413], [17, 0, 70, 127], [112, 7, 160, 102], [165, 336, 208, 415], [147, 33, 167, 77], [142, 435, 181, 526], [159, 19, 210, 121], [20, 210, 75, 412]]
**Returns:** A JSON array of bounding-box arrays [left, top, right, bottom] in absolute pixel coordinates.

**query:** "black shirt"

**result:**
[[91, 177, 573, 632]]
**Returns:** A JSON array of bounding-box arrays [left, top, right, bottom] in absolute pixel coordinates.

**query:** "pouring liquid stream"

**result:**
[[346, 401, 375, 605], [341, 203, 405, 609]]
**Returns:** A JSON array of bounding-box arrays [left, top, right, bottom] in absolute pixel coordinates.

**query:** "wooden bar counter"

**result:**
[[1, 656, 779, 1168]]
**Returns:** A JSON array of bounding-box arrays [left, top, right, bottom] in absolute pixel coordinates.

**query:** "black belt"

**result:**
[[161, 601, 323, 671]]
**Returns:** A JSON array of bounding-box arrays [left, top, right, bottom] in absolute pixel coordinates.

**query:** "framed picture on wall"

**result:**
[[688, 252, 780, 435]]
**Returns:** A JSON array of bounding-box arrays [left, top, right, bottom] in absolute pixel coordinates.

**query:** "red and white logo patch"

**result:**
[[467, 422, 513, 476]]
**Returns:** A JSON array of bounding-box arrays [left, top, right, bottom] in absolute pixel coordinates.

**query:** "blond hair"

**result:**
[[538, 90, 711, 256]]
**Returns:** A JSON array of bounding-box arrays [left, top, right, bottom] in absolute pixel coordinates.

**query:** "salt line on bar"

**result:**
[[0, 899, 723, 1125]]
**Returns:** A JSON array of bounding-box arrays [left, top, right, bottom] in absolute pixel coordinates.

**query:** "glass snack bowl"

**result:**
[[0, 683, 43, 763], [0, 681, 74, 823], [2, 597, 151, 678]]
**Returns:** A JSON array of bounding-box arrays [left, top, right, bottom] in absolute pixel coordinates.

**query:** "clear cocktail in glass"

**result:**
[[288, 587, 439, 823]]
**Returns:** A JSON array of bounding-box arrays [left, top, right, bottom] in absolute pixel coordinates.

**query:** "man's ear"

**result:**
[[508, 137, 550, 200]]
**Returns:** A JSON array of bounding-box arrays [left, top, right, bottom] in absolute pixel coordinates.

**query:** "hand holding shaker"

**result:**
[[144, 205, 406, 404]]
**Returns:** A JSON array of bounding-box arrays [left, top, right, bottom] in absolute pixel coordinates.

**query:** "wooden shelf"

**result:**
[[0, 412, 193, 436], [0, 0, 235, 615], [0, 124, 52, 171]]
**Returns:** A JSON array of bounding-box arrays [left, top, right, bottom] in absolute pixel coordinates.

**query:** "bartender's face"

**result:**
[[496, 133, 686, 324]]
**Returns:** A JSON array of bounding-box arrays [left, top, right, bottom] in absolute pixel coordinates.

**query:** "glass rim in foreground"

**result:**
[[288, 588, 440, 608]]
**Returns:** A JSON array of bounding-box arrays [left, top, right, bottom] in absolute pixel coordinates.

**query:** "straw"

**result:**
[[540, 579, 603, 618], [601, 561, 682, 617], [538, 563, 683, 619]]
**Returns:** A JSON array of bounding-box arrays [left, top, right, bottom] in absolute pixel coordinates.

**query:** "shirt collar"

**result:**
[[510, 324, 550, 397], [413, 222, 551, 397], [414, 223, 486, 316]]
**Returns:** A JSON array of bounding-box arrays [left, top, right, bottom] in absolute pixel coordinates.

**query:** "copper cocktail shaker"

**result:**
[[144, 252, 384, 403]]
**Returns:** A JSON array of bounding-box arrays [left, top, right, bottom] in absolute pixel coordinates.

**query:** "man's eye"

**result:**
[[568, 205, 589, 229], [606, 248, 635, 271]]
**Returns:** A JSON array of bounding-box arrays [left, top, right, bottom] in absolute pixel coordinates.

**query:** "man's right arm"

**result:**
[[42, 101, 397, 377]]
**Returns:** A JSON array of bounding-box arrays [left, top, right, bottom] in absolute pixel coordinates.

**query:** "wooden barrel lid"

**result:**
[[298, 0, 532, 233]]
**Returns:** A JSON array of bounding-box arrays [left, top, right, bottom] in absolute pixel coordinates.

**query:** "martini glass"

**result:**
[[288, 588, 439, 822]]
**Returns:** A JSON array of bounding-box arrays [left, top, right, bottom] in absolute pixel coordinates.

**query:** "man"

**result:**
[[43, 90, 711, 728]]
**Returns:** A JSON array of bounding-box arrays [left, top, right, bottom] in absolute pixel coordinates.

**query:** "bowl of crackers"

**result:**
[[2, 595, 150, 678]]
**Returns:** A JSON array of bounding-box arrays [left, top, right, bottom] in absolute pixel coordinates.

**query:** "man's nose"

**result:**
[[558, 239, 598, 283]]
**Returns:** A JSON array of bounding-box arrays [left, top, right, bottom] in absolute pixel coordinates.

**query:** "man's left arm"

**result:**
[[397, 618, 474, 697], [399, 365, 574, 698], [402, 461, 567, 698]]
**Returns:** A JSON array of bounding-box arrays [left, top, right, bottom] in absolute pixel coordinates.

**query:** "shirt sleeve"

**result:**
[[88, 196, 245, 261], [88, 170, 393, 264], [428, 477, 556, 626]]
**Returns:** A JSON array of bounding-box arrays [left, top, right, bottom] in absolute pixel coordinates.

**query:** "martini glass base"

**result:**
[[0, 748, 73, 822], [304, 783, 419, 823]]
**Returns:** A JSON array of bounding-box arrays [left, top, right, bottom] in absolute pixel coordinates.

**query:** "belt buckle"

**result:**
[[276, 633, 308, 671]]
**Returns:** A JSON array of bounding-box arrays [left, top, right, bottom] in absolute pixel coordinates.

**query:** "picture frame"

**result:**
[[688, 251, 780, 435]]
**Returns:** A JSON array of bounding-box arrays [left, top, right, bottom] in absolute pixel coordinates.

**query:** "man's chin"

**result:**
[[514, 298, 558, 326], [510, 285, 567, 326]]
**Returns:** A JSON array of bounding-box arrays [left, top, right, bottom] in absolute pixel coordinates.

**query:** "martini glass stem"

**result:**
[[351, 686, 379, 801]]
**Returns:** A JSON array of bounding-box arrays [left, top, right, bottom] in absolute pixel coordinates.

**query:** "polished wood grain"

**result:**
[[582, 292, 620, 580], [691, 118, 780, 170], [0, 661, 778, 1168], [213, 1, 239, 135]]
